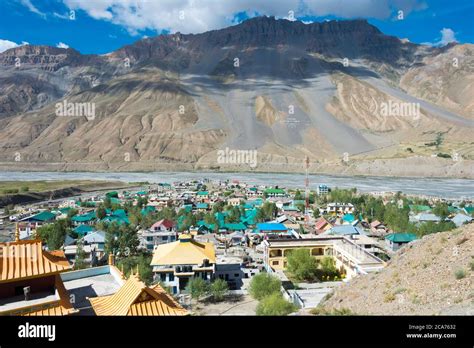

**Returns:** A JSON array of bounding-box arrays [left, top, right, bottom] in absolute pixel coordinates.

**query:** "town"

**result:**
[[0, 179, 472, 316]]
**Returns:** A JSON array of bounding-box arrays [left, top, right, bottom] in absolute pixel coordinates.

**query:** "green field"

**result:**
[[0, 180, 130, 196]]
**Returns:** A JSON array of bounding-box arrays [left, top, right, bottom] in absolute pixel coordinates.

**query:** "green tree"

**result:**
[[185, 277, 209, 301], [136, 196, 148, 209], [36, 219, 69, 250], [313, 209, 320, 219], [294, 190, 304, 200], [117, 224, 139, 257], [212, 201, 225, 213], [117, 254, 153, 285], [209, 278, 228, 302], [433, 203, 449, 220], [226, 206, 241, 223], [256, 293, 297, 316], [74, 239, 88, 270], [248, 273, 281, 300], [103, 196, 112, 209], [96, 205, 107, 219], [286, 249, 319, 282], [67, 208, 78, 218], [319, 256, 340, 279]]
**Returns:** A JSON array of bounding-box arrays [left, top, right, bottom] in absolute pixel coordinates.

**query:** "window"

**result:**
[[172, 286, 177, 294], [146, 237, 153, 242], [160, 273, 166, 281], [169, 273, 174, 281], [272, 260, 279, 266], [312, 248, 324, 256], [234, 273, 240, 277], [269, 249, 282, 257]]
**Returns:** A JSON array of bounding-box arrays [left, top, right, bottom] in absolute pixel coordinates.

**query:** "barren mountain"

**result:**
[[0, 16, 472, 176], [319, 224, 474, 315]]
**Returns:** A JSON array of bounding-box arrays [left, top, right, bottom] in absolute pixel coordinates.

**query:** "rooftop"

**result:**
[[151, 236, 216, 266], [0, 240, 71, 283], [88, 272, 188, 316], [61, 266, 124, 314]]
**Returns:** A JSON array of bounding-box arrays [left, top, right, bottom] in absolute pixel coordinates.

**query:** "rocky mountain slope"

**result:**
[[320, 224, 474, 315], [0, 16, 472, 176]]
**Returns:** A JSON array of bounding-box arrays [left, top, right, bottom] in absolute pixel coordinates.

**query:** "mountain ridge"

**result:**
[[0, 16, 472, 177]]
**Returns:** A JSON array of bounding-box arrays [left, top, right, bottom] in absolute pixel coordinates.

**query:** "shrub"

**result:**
[[310, 307, 353, 316], [209, 278, 228, 302], [256, 293, 297, 316], [384, 293, 395, 302], [319, 256, 340, 279], [286, 249, 319, 281], [454, 269, 466, 280], [185, 277, 210, 301], [248, 273, 281, 300]]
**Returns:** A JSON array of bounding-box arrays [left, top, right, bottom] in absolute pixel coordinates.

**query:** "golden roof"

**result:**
[[151, 237, 216, 266], [0, 240, 71, 284], [89, 274, 188, 316]]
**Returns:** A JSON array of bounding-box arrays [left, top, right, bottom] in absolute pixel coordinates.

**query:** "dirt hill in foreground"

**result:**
[[320, 224, 473, 315]]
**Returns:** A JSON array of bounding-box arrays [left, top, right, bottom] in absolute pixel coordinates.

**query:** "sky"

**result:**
[[0, 0, 473, 54]]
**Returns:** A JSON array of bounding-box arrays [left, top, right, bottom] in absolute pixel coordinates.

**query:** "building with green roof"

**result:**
[[73, 224, 95, 236], [264, 188, 286, 197], [385, 232, 418, 251], [71, 211, 97, 225], [22, 211, 56, 223], [141, 206, 156, 216], [409, 205, 431, 213], [221, 223, 246, 232], [463, 206, 474, 216], [196, 203, 209, 210]]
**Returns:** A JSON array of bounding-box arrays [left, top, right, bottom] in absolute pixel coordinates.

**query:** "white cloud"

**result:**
[[56, 42, 70, 49], [61, 0, 427, 34], [438, 28, 457, 46], [0, 39, 29, 53], [19, 0, 46, 18], [423, 28, 458, 47]]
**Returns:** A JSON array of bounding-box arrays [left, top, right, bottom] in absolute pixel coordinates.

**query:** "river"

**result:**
[[1, 171, 473, 199]]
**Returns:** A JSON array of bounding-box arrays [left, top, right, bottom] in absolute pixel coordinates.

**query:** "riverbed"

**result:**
[[1, 171, 473, 199]]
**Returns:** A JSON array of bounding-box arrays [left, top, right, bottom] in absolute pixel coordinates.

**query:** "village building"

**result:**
[[89, 273, 188, 316], [139, 219, 177, 251], [450, 213, 473, 227], [228, 198, 241, 206], [63, 231, 106, 267], [263, 236, 385, 279], [150, 234, 216, 294], [326, 203, 355, 215], [0, 239, 76, 316], [256, 222, 288, 235], [264, 188, 286, 198], [317, 184, 329, 196], [315, 217, 332, 234], [385, 233, 418, 251], [18, 211, 57, 239], [410, 213, 441, 224]]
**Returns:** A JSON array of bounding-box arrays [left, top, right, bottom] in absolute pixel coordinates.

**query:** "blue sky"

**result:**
[[0, 0, 472, 54]]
